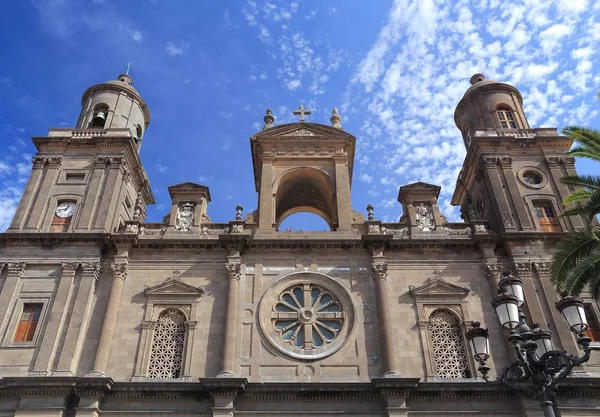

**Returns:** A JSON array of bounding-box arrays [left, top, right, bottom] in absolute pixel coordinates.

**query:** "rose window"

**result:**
[[258, 272, 355, 360], [272, 283, 344, 349]]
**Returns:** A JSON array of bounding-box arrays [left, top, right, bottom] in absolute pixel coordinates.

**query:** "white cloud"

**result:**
[[165, 41, 190, 56], [285, 79, 301, 90], [359, 173, 373, 184]]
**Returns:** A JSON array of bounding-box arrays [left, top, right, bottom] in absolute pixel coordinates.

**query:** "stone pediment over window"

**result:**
[[144, 279, 205, 297], [408, 277, 470, 300]]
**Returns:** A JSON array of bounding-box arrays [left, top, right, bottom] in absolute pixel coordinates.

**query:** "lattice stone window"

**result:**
[[429, 309, 471, 379], [148, 309, 186, 379]]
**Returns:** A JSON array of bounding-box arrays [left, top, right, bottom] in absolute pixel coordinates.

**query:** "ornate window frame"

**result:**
[[517, 167, 548, 189], [523, 194, 567, 232], [132, 278, 204, 381], [257, 271, 356, 360], [408, 275, 476, 379]]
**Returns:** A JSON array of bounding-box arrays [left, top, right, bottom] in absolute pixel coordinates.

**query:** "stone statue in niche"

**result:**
[[414, 203, 435, 231], [175, 203, 194, 231]]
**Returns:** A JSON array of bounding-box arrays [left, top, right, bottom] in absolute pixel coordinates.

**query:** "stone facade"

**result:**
[[0, 74, 599, 417]]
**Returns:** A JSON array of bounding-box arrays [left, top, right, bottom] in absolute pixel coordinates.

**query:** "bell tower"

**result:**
[[451, 74, 585, 233], [7, 73, 154, 234], [250, 107, 356, 233]]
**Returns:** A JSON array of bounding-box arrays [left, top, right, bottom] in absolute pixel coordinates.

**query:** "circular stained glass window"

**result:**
[[258, 272, 355, 360], [522, 171, 542, 185]]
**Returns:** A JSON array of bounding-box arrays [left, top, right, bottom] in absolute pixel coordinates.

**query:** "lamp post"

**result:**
[[466, 272, 593, 417]]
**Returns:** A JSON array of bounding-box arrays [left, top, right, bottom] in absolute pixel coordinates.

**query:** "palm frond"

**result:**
[[563, 188, 593, 206], [563, 248, 600, 298], [563, 126, 600, 159], [561, 175, 600, 189], [550, 227, 600, 291]]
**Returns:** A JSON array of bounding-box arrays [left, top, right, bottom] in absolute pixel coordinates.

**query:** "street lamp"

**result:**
[[466, 274, 593, 417]]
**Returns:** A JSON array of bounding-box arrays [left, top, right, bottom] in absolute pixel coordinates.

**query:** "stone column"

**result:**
[[547, 156, 585, 229], [371, 262, 400, 377], [55, 262, 100, 375], [31, 262, 77, 375], [9, 157, 44, 230], [0, 262, 26, 330], [24, 157, 62, 231], [218, 263, 242, 377], [88, 262, 127, 376]]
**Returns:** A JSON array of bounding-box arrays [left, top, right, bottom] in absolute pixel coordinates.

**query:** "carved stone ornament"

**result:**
[[132, 192, 146, 221], [512, 261, 531, 275], [562, 156, 575, 167], [484, 263, 502, 279], [414, 203, 435, 231], [141, 320, 157, 330], [545, 156, 561, 167], [499, 155, 513, 167], [7, 262, 27, 277], [81, 262, 101, 278], [501, 210, 513, 228], [532, 261, 550, 275], [32, 156, 63, 168], [225, 263, 242, 280], [230, 224, 244, 234], [368, 224, 381, 234], [175, 203, 195, 231], [444, 226, 472, 236], [125, 223, 139, 234], [473, 224, 486, 233], [370, 262, 388, 279], [111, 262, 128, 281], [184, 320, 198, 330], [61, 262, 79, 277], [482, 156, 498, 167]]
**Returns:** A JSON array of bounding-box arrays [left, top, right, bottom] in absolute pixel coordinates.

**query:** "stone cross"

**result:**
[[293, 104, 312, 122]]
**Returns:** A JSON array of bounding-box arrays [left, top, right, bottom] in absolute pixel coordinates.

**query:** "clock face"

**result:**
[[55, 202, 75, 218]]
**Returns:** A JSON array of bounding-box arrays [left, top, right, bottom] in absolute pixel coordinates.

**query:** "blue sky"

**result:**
[[1, 0, 599, 231]]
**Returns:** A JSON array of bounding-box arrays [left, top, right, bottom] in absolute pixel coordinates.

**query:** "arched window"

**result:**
[[89, 104, 109, 128], [429, 309, 470, 379], [532, 200, 561, 232], [497, 106, 517, 129], [148, 309, 186, 379]]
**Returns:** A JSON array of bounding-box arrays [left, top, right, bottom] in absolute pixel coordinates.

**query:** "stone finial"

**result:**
[[263, 108, 275, 129], [469, 73, 485, 85], [330, 107, 342, 129], [235, 204, 244, 221], [366, 204, 374, 221]]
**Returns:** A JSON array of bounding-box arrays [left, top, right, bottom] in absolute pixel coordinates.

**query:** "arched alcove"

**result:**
[[274, 167, 336, 230]]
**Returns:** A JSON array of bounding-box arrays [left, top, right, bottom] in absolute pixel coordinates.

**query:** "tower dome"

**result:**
[[76, 73, 151, 150], [454, 73, 529, 148]]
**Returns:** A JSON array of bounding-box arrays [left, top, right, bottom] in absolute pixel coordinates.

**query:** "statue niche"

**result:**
[[273, 167, 336, 230]]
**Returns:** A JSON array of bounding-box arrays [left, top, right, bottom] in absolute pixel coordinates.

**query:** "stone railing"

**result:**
[[47, 128, 133, 138]]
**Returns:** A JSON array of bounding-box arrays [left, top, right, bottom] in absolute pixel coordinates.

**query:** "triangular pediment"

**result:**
[[144, 279, 205, 296], [408, 277, 470, 298], [252, 122, 355, 139]]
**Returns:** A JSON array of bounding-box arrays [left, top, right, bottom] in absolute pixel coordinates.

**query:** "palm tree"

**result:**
[[550, 122, 600, 298]]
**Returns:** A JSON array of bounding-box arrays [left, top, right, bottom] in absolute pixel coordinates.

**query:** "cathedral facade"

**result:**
[[0, 73, 599, 416]]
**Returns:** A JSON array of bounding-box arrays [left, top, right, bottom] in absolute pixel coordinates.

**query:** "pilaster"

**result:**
[[257, 157, 274, 230], [499, 156, 535, 230], [24, 157, 62, 232], [0, 262, 26, 333], [31, 262, 77, 376], [88, 261, 128, 376], [532, 261, 578, 353], [55, 262, 100, 376], [482, 156, 517, 231], [334, 155, 352, 230], [512, 261, 545, 328], [9, 158, 44, 230], [546, 156, 585, 230]]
